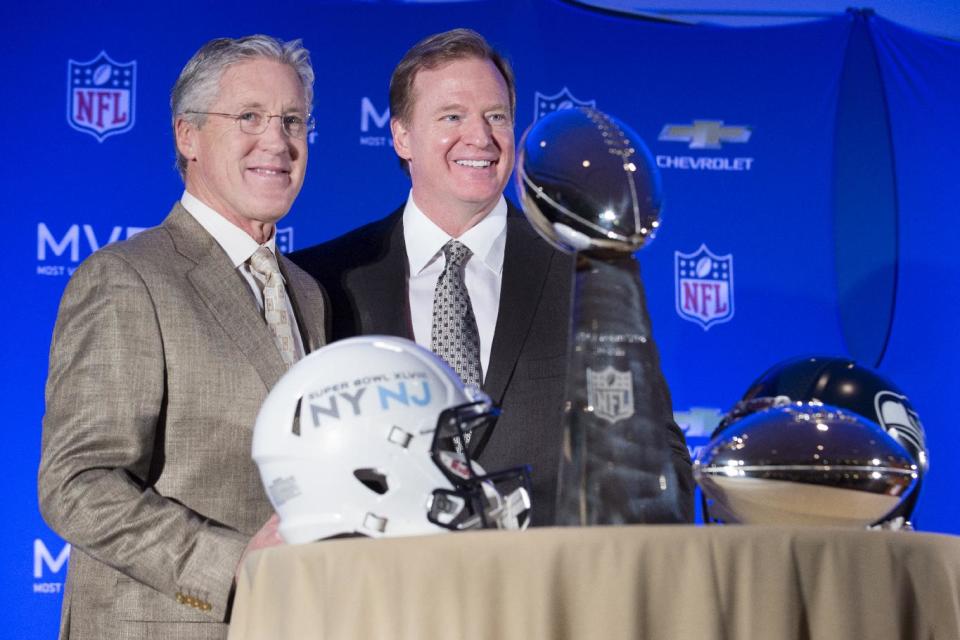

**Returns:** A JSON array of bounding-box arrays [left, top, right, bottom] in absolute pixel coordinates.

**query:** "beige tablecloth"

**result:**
[[229, 525, 960, 640]]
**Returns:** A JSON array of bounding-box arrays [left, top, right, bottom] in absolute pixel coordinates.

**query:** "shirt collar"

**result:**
[[180, 190, 276, 267], [402, 192, 508, 276]]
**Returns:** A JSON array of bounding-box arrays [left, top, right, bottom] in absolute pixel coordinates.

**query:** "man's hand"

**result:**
[[236, 513, 284, 580]]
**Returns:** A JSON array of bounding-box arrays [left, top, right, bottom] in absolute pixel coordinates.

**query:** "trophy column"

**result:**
[[555, 253, 686, 525], [516, 105, 692, 526]]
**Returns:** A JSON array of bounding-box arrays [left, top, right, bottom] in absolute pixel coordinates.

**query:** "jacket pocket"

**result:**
[[115, 577, 218, 624]]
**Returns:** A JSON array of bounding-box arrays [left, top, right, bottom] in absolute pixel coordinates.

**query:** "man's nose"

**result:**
[[257, 115, 292, 150], [462, 116, 494, 147]]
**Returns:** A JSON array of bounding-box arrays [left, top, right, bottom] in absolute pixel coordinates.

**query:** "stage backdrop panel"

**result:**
[[869, 15, 960, 535], [3, 2, 956, 637]]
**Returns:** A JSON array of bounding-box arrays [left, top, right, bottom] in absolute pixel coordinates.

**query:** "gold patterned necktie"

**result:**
[[248, 246, 298, 367]]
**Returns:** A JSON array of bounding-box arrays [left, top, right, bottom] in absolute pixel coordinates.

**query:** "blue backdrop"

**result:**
[[4, 1, 958, 636]]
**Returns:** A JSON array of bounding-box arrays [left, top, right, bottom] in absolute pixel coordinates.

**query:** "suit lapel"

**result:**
[[484, 209, 557, 403], [347, 211, 412, 338], [164, 204, 288, 391], [279, 256, 327, 353]]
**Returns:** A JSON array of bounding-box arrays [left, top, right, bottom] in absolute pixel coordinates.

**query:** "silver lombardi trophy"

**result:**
[[516, 107, 686, 525]]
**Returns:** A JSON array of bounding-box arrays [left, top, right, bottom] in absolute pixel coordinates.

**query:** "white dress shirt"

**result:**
[[403, 192, 507, 381], [180, 191, 305, 359]]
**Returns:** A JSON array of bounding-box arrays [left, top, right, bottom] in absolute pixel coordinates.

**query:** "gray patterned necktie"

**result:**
[[431, 240, 482, 387], [248, 246, 298, 367]]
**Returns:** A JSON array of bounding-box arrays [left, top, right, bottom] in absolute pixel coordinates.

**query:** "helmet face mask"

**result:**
[[427, 467, 533, 531], [253, 337, 532, 543], [428, 400, 532, 531]]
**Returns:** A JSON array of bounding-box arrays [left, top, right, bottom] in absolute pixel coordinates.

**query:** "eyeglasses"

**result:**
[[185, 110, 315, 139]]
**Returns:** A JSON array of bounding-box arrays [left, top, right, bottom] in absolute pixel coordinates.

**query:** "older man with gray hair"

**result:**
[[38, 34, 326, 639]]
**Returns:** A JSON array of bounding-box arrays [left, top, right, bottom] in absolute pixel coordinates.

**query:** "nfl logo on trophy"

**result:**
[[67, 51, 136, 142], [587, 367, 635, 424]]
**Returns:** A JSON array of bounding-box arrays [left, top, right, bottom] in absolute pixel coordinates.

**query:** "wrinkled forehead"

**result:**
[[409, 55, 510, 111], [214, 58, 308, 111]]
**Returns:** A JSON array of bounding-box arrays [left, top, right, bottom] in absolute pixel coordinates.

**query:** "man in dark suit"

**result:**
[[291, 28, 692, 525], [39, 35, 326, 639]]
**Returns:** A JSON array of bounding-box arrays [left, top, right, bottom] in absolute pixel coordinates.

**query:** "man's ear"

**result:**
[[175, 117, 198, 162], [391, 117, 411, 161]]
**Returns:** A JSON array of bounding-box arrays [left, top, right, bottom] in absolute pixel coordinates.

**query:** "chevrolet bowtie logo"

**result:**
[[658, 120, 751, 149]]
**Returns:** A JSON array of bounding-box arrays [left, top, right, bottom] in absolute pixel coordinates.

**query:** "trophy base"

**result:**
[[555, 253, 686, 526]]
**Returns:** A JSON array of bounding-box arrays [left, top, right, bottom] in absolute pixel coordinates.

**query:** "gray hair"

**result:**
[[171, 34, 315, 179]]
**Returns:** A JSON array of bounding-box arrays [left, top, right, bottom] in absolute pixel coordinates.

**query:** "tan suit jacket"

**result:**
[[38, 204, 327, 640]]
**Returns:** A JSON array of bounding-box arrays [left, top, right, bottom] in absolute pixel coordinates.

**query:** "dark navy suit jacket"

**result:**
[[290, 202, 693, 525]]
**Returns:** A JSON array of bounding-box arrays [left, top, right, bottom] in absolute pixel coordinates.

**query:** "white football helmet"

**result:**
[[252, 336, 532, 543]]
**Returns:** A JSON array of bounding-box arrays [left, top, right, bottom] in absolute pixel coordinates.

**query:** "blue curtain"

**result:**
[[4, 2, 957, 634]]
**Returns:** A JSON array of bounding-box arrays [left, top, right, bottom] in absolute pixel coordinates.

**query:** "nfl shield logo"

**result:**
[[587, 366, 634, 424], [67, 52, 136, 142], [275, 227, 294, 254], [675, 244, 734, 330], [534, 87, 596, 121]]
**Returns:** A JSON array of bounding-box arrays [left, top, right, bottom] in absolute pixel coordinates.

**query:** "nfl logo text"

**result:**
[[67, 52, 136, 142], [534, 88, 595, 121], [586, 367, 635, 424], [675, 244, 734, 330]]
